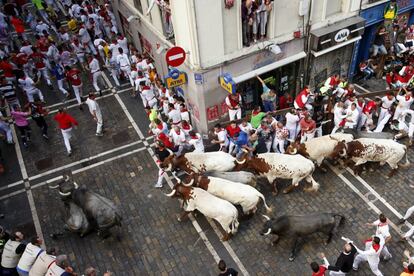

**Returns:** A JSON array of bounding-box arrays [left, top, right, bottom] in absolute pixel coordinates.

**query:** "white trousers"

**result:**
[[374, 113, 392, 133], [353, 254, 383, 276], [381, 245, 392, 260], [286, 126, 298, 141], [61, 127, 73, 153], [92, 71, 104, 92], [378, 107, 389, 126], [26, 88, 44, 102], [96, 116, 103, 134], [120, 66, 134, 86], [272, 137, 285, 153], [404, 205, 414, 220], [57, 79, 68, 95], [228, 108, 241, 121], [0, 124, 13, 143], [110, 69, 120, 86], [72, 84, 83, 104], [394, 107, 408, 120], [300, 131, 315, 143], [39, 67, 51, 85], [329, 271, 346, 276]]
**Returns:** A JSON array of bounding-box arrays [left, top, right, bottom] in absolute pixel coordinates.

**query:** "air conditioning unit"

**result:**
[[298, 0, 310, 16]]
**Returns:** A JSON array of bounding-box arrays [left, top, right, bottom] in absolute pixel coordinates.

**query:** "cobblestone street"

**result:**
[[0, 69, 412, 275]]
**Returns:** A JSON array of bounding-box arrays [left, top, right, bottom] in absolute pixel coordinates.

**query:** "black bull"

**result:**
[[260, 213, 345, 261], [50, 176, 122, 238]]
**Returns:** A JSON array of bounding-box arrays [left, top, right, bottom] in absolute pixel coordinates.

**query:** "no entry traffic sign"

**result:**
[[165, 46, 186, 67]]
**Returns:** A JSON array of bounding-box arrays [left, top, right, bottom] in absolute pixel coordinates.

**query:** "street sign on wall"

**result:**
[[165, 46, 186, 67]]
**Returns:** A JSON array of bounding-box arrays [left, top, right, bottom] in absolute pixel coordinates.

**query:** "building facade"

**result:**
[[113, 0, 365, 134]]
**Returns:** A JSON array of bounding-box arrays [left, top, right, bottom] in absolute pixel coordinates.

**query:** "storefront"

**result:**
[[308, 16, 365, 87], [351, 0, 414, 79]]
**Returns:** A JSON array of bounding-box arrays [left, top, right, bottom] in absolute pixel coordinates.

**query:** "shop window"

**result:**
[[241, 0, 273, 47], [133, 0, 143, 14], [326, 0, 342, 17]]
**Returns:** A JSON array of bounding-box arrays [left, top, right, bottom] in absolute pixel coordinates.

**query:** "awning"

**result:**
[[232, 51, 306, 84], [311, 36, 362, 57]]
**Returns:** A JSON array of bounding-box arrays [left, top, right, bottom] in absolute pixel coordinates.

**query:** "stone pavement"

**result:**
[[1, 70, 413, 275]]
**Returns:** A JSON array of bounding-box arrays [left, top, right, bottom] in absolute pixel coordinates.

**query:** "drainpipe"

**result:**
[[303, 0, 313, 85]]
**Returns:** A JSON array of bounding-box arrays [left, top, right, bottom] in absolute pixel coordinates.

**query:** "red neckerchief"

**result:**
[[406, 95, 412, 101], [190, 135, 197, 139], [142, 86, 151, 90], [182, 124, 190, 130], [364, 238, 380, 252], [175, 130, 181, 135], [252, 110, 260, 115], [157, 124, 163, 130]]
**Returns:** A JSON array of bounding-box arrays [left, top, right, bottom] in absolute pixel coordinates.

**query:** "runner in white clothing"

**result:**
[[88, 56, 105, 95], [188, 131, 204, 152], [352, 235, 385, 276], [116, 48, 133, 86], [393, 91, 414, 120], [85, 93, 103, 136]]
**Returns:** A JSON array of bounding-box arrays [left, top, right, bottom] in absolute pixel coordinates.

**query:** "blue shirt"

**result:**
[[51, 64, 65, 80], [235, 131, 248, 147]]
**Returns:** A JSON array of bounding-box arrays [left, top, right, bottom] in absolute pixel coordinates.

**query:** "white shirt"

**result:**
[[93, 38, 106, 48], [79, 27, 91, 44], [88, 58, 100, 73], [142, 87, 156, 101], [180, 111, 190, 122], [135, 77, 147, 92], [333, 105, 346, 125], [346, 108, 359, 124], [71, 42, 86, 55], [85, 98, 102, 119], [168, 109, 181, 124], [35, 23, 49, 35], [396, 95, 414, 110], [18, 77, 36, 92], [189, 133, 204, 152], [169, 129, 186, 145], [117, 37, 128, 54], [285, 112, 300, 129], [20, 45, 33, 56], [214, 129, 228, 145], [381, 96, 395, 109], [116, 53, 130, 67], [239, 122, 253, 133], [109, 43, 120, 57], [373, 220, 391, 239], [402, 109, 414, 124]]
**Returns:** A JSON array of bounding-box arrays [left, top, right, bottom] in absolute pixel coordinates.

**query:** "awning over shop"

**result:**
[[232, 51, 307, 84], [310, 16, 365, 56]]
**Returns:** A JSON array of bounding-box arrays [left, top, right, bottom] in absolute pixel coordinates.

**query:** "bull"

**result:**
[[160, 151, 245, 174], [50, 175, 122, 238], [331, 138, 410, 177], [165, 182, 239, 241], [286, 133, 354, 172], [260, 213, 345, 261], [202, 171, 257, 187], [234, 152, 319, 195], [180, 173, 272, 215]]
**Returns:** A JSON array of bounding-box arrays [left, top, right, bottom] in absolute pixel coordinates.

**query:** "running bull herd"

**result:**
[[160, 132, 410, 261], [47, 133, 410, 261]]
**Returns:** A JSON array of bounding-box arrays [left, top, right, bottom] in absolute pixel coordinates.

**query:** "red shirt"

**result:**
[[10, 17, 25, 33], [312, 266, 327, 276], [54, 113, 78, 129], [66, 69, 82, 86], [0, 61, 14, 78], [226, 125, 241, 138], [30, 52, 46, 69], [36, 37, 49, 52], [13, 53, 28, 66], [300, 118, 316, 133]]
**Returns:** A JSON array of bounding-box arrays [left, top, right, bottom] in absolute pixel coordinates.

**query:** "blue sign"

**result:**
[[194, 73, 203, 85], [176, 87, 184, 97], [169, 68, 181, 79], [361, 0, 414, 26], [219, 73, 236, 94]]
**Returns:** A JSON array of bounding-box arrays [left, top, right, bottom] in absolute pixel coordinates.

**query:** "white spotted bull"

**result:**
[[234, 153, 319, 195], [202, 171, 257, 187], [160, 151, 245, 174], [180, 173, 271, 215], [260, 213, 345, 261], [165, 182, 239, 241], [331, 138, 410, 177], [286, 133, 354, 171]]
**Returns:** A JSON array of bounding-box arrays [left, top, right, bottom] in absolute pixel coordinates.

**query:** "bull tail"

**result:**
[[258, 192, 272, 213], [333, 214, 345, 226]]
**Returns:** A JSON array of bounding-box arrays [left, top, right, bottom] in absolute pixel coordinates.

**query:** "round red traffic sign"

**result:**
[[165, 46, 186, 67]]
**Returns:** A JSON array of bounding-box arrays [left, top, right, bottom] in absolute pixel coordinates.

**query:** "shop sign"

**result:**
[[194, 73, 203, 85], [164, 68, 187, 88], [219, 73, 236, 94], [176, 87, 184, 97], [166, 46, 186, 67], [334, 29, 350, 43]]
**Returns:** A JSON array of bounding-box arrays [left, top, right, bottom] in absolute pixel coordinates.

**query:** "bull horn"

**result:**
[[291, 148, 297, 154], [166, 163, 173, 171], [339, 149, 346, 157], [263, 228, 272, 236], [49, 184, 60, 189], [63, 175, 70, 181], [236, 158, 246, 164], [262, 214, 271, 221], [241, 148, 249, 153], [58, 191, 71, 196], [182, 178, 194, 187], [166, 148, 174, 155], [73, 182, 79, 189], [164, 189, 176, 197]]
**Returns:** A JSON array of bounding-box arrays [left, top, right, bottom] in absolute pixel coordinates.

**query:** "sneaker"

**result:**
[[23, 142, 28, 148], [65, 93, 70, 98], [96, 132, 103, 137], [42, 134, 49, 140], [79, 105, 83, 111], [154, 184, 163, 188], [98, 90, 102, 96], [67, 151, 72, 157]]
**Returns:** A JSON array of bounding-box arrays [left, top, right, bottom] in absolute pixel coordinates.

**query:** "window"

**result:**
[[158, 0, 174, 40], [134, 0, 143, 14], [326, 0, 342, 17], [241, 0, 273, 47]]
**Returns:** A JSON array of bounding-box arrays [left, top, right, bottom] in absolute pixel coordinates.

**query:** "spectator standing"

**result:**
[[225, 92, 242, 121], [372, 26, 388, 57], [85, 93, 103, 136], [16, 237, 43, 276], [28, 248, 56, 276], [218, 260, 238, 276], [300, 114, 316, 143], [188, 131, 204, 153], [273, 121, 288, 153], [1, 232, 25, 276], [256, 75, 276, 112], [54, 108, 78, 156]]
